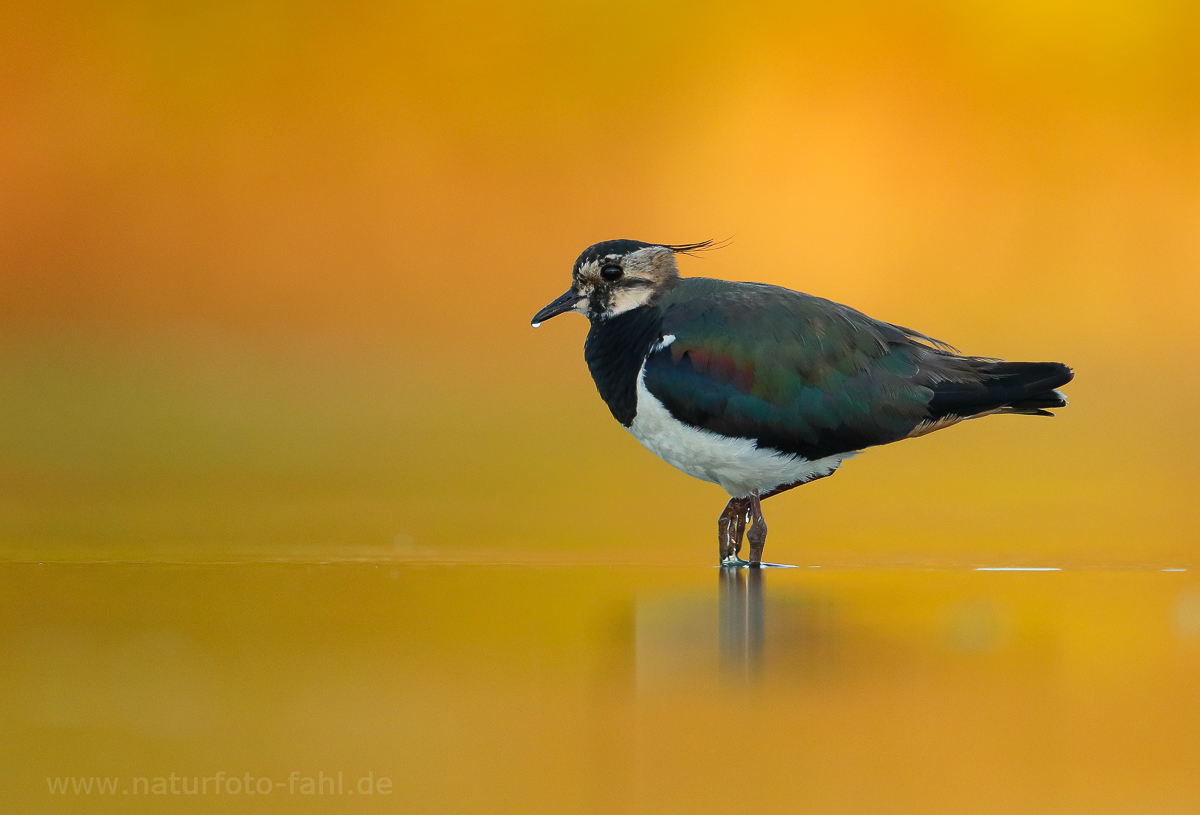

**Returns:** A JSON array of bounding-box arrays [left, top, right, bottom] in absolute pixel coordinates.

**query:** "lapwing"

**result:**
[[532, 239, 1073, 567]]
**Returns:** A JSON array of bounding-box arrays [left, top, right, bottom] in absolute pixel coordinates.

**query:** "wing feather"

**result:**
[[643, 279, 1015, 460]]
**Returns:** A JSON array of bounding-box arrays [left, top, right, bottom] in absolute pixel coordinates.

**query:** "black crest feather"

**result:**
[[663, 238, 732, 257]]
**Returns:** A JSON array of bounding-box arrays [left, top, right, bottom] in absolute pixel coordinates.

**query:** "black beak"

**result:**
[[531, 289, 582, 326]]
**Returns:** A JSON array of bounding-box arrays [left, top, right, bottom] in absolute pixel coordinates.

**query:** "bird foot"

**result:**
[[720, 553, 752, 568]]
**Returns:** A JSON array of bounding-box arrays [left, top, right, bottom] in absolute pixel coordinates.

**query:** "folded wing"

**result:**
[[643, 280, 1073, 460]]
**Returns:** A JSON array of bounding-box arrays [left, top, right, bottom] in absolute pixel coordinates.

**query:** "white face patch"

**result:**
[[607, 282, 657, 316]]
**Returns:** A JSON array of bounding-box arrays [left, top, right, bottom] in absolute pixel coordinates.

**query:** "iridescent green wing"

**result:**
[[644, 278, 962, 459]]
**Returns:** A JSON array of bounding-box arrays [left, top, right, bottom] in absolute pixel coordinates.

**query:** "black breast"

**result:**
[[583, 306, 664, 427]]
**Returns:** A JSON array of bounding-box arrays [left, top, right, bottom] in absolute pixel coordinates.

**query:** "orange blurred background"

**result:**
[[2, 0, 1199, 563]]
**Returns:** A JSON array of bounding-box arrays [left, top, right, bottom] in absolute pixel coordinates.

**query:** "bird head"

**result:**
[[532, 239, 716, 326]]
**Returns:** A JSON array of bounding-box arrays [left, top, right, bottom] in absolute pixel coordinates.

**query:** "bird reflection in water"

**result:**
[[719, 567, 765, 683], [635, 569, 838, 692]]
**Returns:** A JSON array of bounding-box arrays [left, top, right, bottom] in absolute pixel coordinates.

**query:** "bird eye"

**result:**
[[601, 265, 623, 282]]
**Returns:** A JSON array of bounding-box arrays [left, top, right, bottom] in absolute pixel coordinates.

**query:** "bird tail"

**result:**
[[928, 360, 1074, 420]]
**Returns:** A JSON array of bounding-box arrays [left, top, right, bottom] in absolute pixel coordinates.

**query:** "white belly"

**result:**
[[627, 367, 851, 498]]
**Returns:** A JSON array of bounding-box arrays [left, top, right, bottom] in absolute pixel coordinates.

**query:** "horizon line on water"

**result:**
[[975, 567, 1062, 572]]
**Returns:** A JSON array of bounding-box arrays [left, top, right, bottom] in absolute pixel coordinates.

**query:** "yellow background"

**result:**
[[3, 0, 1199, 567]]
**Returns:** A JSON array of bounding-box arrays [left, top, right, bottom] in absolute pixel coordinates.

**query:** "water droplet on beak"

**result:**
[[532, 322, 541, 328]]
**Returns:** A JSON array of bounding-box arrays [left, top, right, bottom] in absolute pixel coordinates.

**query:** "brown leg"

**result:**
[[732, 505, 748, 557], [747, 490, 768, 565], [717, 497, 751, 565], [744, 469, 840, 565]]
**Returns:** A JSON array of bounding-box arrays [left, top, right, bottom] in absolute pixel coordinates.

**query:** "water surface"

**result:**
[[4, 558, 1198, 813]]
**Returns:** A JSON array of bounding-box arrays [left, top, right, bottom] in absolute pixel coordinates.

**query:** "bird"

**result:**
[[531, 239, 1073, 567]]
